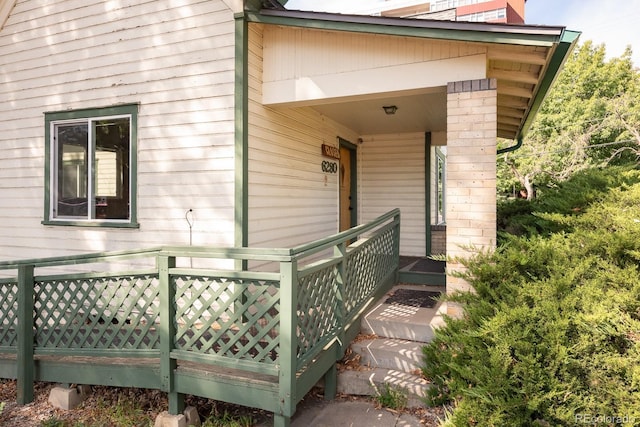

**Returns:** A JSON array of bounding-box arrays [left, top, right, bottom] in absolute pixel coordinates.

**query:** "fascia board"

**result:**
[[247, 10, 565, 47], [517, 29, 581, 139]]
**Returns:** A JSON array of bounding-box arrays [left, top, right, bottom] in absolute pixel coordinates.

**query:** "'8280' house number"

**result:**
[[321, 143, 339, 173], [322, 161, 338, 173]]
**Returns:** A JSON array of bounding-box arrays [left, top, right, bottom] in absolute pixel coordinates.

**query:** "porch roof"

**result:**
[[248, 8, 580, 140]]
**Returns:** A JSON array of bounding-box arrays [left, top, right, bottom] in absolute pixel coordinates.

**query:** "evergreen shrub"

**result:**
[[423, 166, 640, 426]]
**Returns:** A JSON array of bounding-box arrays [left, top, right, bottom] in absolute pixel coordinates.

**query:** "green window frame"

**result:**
[[43, 104, 139, 228]]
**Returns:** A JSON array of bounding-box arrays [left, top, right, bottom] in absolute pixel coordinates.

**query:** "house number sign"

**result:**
[[321, 144, 340, 160], [322, 160, 338, 173]]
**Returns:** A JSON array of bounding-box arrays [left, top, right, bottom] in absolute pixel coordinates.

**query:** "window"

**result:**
[[435, 147, 446, 225], [457, 8, 507, 22], [44, 104, 138, 227]]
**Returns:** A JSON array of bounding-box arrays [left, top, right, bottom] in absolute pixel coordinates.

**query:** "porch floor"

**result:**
[[398, 256, 446, 286]]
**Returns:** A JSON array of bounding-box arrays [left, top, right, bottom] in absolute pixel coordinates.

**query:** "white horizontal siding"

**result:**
[[359, 133, 426, 256], [0, 0, 237, 261], [247, 24, 358, 249]]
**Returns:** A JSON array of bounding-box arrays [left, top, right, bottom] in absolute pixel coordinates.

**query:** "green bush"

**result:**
[[423, 166, 640, 426], [497, 165, 640, 240]]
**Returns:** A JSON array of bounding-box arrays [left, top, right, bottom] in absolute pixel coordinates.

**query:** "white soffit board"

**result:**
[[263, 54, 487, 106]]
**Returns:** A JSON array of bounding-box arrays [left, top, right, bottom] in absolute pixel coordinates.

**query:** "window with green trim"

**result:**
[[44, 104, 138, 227]]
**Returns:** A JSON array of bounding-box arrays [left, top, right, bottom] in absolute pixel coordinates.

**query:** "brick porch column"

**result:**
[[445, 78, 497, 308]]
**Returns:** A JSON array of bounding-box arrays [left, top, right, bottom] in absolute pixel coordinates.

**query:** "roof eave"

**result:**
[[248, 9, 567, 47], [516, 29, 581, 139]]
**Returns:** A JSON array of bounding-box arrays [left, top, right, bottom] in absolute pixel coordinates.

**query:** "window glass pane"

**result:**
[[56, 123, 88, 217], [435, 147, 447, 225], [95, 118, 130, 220]]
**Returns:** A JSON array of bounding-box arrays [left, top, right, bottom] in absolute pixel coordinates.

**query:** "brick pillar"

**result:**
[[445, 78, 497, 308]]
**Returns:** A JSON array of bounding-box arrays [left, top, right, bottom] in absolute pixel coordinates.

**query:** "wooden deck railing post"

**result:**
[[394, 211, 401, 281], [17, 264, 35, 404], [158, 255, 184, 415], [325, 241, 347, 400], [276, 258, 298, 427]]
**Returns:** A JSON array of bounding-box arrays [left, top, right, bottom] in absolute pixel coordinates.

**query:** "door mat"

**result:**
[[409, 258, 446, 273], [384, 289, 441, 309]]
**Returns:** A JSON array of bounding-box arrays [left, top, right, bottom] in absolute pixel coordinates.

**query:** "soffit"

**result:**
[[250, 10, 579, 140]]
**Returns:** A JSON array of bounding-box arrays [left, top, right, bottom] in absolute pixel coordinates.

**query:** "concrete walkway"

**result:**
[[288, 400, 424, 427]]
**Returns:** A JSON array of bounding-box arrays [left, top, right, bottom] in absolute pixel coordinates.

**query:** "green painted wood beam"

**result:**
[[173, 371, 280, 412], [235, 15, 249, 254], [34, 363, 161, 389], [17, 265, 34, 405], [425, 132, 432, 256], [398, 271, 446, 286]]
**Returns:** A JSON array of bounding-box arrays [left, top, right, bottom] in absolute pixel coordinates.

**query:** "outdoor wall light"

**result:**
[[382, 105, 398, 115]]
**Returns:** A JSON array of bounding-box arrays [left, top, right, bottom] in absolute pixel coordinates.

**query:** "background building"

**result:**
[[363, 0, 526, 23]]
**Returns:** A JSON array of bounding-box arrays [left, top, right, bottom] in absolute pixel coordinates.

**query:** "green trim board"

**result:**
[[425, 132, 431, 256], [235, 15, 249, 255], [42, 103, 139, 228], [398, 270, 446, 286]]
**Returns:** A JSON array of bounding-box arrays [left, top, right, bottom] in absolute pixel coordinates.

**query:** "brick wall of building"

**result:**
[[445, 78, 497, 303]]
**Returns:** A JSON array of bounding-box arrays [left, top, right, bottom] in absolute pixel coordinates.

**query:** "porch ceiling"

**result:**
[[487, 45, 554, 139], [312, 90, 447, 135], [283, 44, 558, 138], [250, 10, 581, 141]]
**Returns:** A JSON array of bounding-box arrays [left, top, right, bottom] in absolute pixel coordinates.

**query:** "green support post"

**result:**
[[394, 212, 401, 281], [276, 259, 298, 427], [322, 242, 347, 401], [17, 264, 35, 404], [332, 240, 347, 353], [159, 255, 184, 415]]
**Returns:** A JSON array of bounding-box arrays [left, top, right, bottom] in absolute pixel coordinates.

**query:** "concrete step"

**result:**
[[360, 290, 446, 343], [337, 367, 430, 409], [351, 337, 424, 372]]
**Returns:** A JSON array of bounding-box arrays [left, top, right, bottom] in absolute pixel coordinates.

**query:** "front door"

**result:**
[[339, 141, 356, 232]]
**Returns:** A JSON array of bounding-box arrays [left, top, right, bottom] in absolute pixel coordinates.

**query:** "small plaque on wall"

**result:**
[[321, 144, 340, 160]]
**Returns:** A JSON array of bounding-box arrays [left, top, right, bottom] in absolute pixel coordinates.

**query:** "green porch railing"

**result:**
[[0, 209, 400, 427]]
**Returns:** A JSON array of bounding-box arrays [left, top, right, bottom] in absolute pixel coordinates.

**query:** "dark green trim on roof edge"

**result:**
[[517, 29, 581, 139], [248, 10, 567, 47]]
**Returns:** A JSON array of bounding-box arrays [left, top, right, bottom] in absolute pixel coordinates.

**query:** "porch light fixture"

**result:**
[[382, 105, 398, 115]]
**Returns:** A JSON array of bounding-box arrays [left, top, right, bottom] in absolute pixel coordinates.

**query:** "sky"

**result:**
[[284, 0, 640, 66]]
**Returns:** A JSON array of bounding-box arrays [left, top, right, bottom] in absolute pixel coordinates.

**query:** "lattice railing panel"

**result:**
[[297, 265, 340, 359], [0, 281, 18, 348], [344, 227, 397, 318], [173, 276, 280, 365], [34, 275, 160, 350]]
